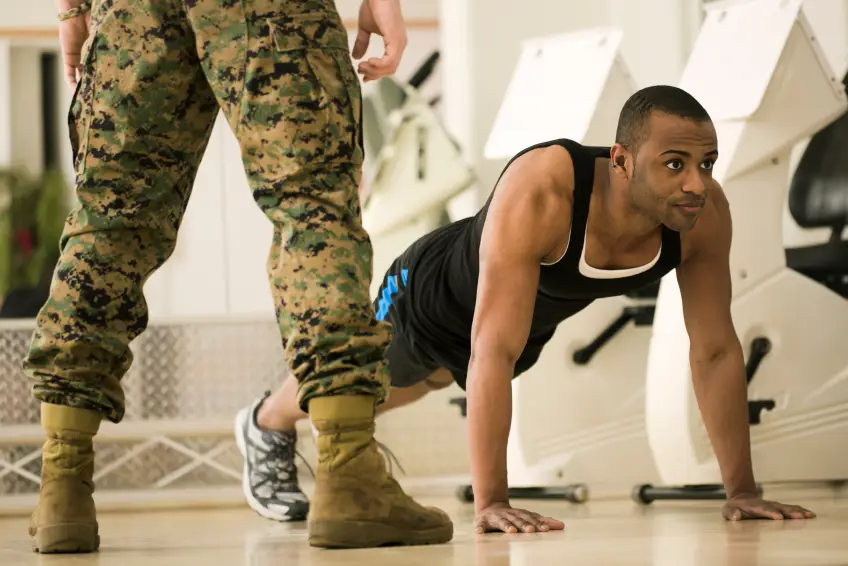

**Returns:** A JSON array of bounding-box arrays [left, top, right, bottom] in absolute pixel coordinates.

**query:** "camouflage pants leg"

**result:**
[[185, 0, 392, 411], [23, 0, 220, 423], [24, 0, 392, 420]]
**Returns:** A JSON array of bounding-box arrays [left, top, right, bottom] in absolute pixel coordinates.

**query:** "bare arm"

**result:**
[[678, 190, 815, 521], [677, 190, 755, 497], [466, 148, 570, 533]]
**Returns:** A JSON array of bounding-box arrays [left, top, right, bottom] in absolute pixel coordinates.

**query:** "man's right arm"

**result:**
[[466, 147, 571, 534]]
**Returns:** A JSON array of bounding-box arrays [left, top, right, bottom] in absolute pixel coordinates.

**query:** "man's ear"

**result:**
[[610, 143, 631, 178]]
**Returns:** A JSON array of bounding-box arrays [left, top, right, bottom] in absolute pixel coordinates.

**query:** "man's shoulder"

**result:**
[[492, 144, 576, 216], [476, 143, 577, 263], [508, 143, 576, 189]]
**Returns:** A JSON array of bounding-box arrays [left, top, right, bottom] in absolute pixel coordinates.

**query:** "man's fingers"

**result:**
[[474, 514, 517, 534], [744, 504, 783, 520], [352, 29, 370, 59], [496, 516, 518, 533], [511, 510, 560, 532], [749, 504, 783, 520], [778, 504, 815, 520], [475, 508, 564, 535], [539, 516, 566, 530], [357, 62, 387, 82], [356, 38, 405, 80], [64, 64, 79, 89], [504, 511, 539, 533], [725, 499, 817, 522], [723, 506, 744, 521], [359, 56, 396, 76], [503, 510, 565, 533]]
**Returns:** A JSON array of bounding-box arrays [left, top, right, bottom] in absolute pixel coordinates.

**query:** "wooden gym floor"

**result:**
[[1, 486, 847, 565]]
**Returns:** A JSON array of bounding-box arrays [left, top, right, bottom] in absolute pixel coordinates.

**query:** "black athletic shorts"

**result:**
[[372, 262, 446, 389]]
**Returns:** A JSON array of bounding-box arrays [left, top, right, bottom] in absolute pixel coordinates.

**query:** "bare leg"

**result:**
[[256, 368, 454, 432]]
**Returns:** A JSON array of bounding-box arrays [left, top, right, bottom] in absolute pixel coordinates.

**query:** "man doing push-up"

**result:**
[[235, 85, 816, 533]]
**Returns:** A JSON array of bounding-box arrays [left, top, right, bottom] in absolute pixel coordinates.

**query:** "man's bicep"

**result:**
[[677, 204, 739, 357], [469, 148, 570, 367], [470, 190, 558, 366], [470, 250, 541, 366]]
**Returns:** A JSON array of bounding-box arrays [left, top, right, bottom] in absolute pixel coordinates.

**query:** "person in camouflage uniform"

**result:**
[[25, 0, 452, 553]]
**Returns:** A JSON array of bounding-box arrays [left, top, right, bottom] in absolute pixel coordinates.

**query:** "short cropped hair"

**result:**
[[615, 85, 711, 150]]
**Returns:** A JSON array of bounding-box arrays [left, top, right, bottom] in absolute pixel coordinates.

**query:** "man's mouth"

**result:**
[[675, 202, 703, 214]]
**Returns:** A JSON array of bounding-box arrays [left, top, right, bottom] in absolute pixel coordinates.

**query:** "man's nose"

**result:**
[[682, 171, 706, 197]]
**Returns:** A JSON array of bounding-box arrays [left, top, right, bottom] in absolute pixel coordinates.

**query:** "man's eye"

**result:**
[[666, 160, 683, 171], [701, 160, 715, 170]]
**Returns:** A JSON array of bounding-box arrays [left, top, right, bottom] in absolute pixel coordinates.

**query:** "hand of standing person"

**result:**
[[352, 0, 408, 81], [57, 0, 92, 89]]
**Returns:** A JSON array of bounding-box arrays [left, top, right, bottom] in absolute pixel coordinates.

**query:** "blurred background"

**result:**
[[1, 0, 846, 318], [1, 0, 847, 516]]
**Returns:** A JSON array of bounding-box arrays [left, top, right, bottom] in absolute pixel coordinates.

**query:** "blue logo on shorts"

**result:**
[[376, 268, 409, 321]]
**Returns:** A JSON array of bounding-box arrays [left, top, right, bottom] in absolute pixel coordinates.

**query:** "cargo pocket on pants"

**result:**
[[67, 33, 99, 178], [268, 18, 363, 169]]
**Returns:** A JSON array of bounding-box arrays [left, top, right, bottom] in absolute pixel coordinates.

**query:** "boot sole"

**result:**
[[33, 523, 99, 554], [308, 520, 453, 548]]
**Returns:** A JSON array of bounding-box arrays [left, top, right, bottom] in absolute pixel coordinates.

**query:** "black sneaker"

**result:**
[[234, 392, 311, 522]]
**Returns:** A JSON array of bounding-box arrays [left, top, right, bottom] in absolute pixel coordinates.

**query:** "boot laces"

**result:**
[[376, 440, 406, 477]]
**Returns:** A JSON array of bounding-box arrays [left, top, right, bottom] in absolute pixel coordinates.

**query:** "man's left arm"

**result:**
[[677, 191, 815, 521]]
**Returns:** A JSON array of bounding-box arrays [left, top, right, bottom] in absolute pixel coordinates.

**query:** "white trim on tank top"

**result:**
[[540, 226, 661, 280]]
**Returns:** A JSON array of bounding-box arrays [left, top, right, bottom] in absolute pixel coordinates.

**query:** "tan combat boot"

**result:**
[[29, 402, 101, 553], [307, 395, 453, 548]]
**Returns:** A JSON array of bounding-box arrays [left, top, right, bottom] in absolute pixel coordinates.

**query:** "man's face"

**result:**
[[621, 112, 719, 232]]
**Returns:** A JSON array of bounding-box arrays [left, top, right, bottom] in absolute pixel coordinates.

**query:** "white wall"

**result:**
[[8, 48, 44, 176], [0, 40, 11, 167], [335, 0, 437, 21], [0, 3, 57, 30], [0, 44, 72, 177]]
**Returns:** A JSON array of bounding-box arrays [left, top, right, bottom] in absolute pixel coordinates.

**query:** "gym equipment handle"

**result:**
[[408, 51, 440, 90], [745, 337, 771, 384], [748, 399, 776, 425], [572, 306, 655, 365], [449, 396, 467, 417]]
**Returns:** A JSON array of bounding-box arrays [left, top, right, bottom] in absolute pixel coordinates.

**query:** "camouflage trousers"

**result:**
[[22, 0, 392, 423]]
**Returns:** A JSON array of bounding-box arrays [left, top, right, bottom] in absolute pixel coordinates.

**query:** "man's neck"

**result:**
[[593, 163, 661, 247]]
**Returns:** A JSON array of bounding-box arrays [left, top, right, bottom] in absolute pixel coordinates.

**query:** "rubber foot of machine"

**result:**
[[631, 483, 764, 505], [456, 484, 590, 504]]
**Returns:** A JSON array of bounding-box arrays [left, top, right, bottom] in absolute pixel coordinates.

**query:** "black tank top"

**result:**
[[399, 139, 682, 389]]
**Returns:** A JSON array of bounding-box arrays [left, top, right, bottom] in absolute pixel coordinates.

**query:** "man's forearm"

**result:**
[[466, 356, 514, 512], [691, 346, 757, 498]]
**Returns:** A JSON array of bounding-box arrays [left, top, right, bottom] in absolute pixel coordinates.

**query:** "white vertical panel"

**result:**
[[9, 47, 43, 176], [0, 40, 11, 167], [144, 114, 230, 320]]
